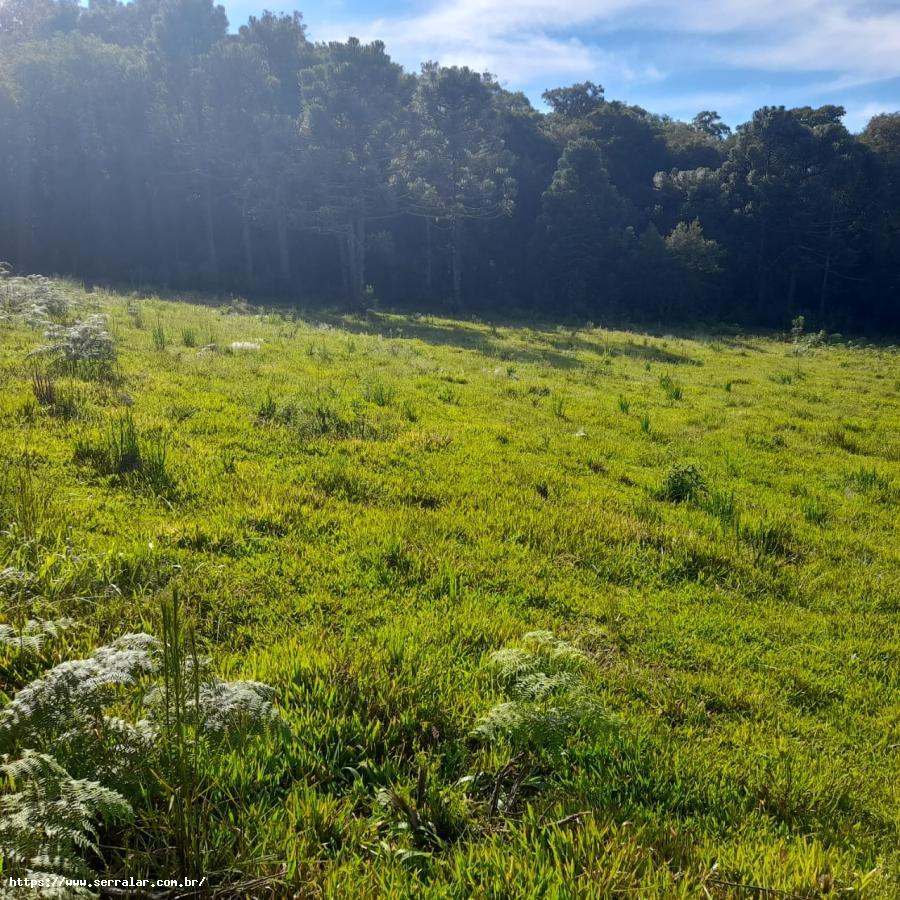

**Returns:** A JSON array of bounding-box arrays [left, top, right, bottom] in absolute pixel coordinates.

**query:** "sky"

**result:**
[[224, 0, 900, 131]]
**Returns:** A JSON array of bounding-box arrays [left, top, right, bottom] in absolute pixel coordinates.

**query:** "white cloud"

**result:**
[[313, 0, 900, 95]]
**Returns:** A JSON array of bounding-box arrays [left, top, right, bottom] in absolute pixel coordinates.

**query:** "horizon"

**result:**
[[225, 0, 900, 131]]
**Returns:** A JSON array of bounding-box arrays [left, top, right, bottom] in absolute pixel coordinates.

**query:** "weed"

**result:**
[[740, 518, 794, 560], [845, 466, 894, 500], [659, 374, 683, 401], [704, 487, 737, 523], [617, 395, 630, 414], [256, 393, 277, 423], [802, 498, 829, 526], [30, 371, 55, 407], [363, 377, 395, 407], [657, 463, 707, 503], [152, 320, 167, 351]]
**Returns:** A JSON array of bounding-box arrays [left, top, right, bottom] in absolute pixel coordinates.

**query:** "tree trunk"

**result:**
[[241, 210, 255, 287], [819, 195, 836, 325], [276, 208, 291, 285], [787, 265, 797, 319], [14, 129, 30, 268], [451, 217, 462, 307], [345, 210, 365, 307], [203, 184, 219, 282], [425, 218, 433, 294], [756, 218, 766, 314]]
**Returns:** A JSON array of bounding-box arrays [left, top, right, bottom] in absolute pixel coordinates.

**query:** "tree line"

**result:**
[[1, 0, 898, 330]]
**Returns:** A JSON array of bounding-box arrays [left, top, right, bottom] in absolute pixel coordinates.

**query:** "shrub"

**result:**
[[33, 315, 116, 378], [472, 631, 611, 818], [0, 270, 70, 325], [75, 413, 174, 495], [658, 463, 707, 503], [0, 597, 283, 888]]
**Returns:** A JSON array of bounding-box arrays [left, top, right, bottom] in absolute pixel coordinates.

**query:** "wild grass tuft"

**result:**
[[657, 463, 707, 503]]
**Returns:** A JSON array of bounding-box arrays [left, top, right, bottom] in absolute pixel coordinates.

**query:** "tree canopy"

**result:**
[[0, 0, 897, 330]]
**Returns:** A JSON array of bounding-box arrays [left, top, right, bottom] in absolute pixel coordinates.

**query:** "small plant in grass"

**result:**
[[617, 394, 630, 414], [437, 385, 459, 405], [256, 392, 277, 423], [659, 373, 683, 401], [823, 424, 858, 453], [180, 326, 197, 348], [363, 377, 396, 407], [472, 631, 610, 817], [704, 487, 738, 523], [845, 466, 894, 500], [32, 315, 116, 379], [740, 518, 794, 561], [30, 370, 55, 407], [640, 412, 651, 435], [802, 498, 829, 525], [0, 593, 283, 889], [127, 299, 144, 329], [152, 319, 167, 351], [657, 462, 707, 503], [75, 413, 174, 495], [551, 394, 567, 419], [0, 461, 64, 560], [401, 398, 419, 422]]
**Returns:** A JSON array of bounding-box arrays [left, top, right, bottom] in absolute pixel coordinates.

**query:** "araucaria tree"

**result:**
[[394, 64, 516, 306], [299, 38, 409, 306], [0, 0, 897, 330]]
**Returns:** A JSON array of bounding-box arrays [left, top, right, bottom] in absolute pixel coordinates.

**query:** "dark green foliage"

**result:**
[[74, 412, 174, 494], [0, 9, 895, 330], [658, 463, 707, 503]]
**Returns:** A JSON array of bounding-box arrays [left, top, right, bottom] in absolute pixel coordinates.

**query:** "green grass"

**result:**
[[1, 287, 899, 896]]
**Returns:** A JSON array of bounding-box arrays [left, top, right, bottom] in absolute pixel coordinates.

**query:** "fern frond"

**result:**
[[0, 619, 74, 653], [0, 750, 131, 892]]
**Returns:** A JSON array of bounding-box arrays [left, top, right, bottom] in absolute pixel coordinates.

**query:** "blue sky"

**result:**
[[224, 0, 900, 131]]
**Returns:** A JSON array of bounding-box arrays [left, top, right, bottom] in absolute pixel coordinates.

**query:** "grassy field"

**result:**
[[1, 286, 898, 897]]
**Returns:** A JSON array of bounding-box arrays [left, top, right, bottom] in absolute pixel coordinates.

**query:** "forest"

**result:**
[[1, 0, 899, 331]]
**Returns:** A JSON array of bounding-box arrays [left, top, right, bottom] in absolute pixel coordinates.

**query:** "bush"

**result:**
[[0, 269, 70, 325], [75, 413, 174, 495], [32, 315, 116, 378], [0, 596, 283, 888], [657, 463, 707, 503]]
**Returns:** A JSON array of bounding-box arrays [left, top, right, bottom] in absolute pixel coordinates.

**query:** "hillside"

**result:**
[[1, 285, 898, 896]]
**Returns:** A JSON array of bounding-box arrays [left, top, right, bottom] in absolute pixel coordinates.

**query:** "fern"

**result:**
[[0, 619, 73, 653], [0, 271, 71, 327], [473, 631, 605, 758], [0, 618, 284, 887], [0, 750, 132, 896]]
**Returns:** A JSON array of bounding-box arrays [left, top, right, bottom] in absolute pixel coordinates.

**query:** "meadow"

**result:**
[[1, 281, 898, 897]]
